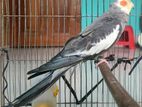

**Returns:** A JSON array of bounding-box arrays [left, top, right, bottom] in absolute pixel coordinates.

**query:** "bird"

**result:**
[[7, 0, 134, 106], [28, 0, 134, 79]]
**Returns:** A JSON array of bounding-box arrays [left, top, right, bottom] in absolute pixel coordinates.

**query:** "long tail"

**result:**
[[6, 67, 72, 107], [27, 55, 83, 79], [28, 71, 51, 79]]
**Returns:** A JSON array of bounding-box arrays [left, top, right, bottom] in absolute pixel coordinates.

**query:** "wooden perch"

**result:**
[[98, 62, 140, 107]]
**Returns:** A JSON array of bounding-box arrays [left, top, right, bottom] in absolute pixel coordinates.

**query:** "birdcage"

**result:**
[[0, 0, 142, 107]]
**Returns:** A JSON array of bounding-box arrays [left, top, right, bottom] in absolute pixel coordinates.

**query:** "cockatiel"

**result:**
[[7, 0, 134, 106]]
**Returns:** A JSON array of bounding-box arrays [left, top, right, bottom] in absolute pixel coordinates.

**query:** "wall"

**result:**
[[81, 0, 142, 36]]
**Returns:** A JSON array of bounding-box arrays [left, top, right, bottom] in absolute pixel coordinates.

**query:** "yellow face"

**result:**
[[115, 0, 134, 14]]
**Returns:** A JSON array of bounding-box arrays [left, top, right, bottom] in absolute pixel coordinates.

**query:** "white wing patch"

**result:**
[[65, 25, 120, 57], [81, 25, 120, 56]]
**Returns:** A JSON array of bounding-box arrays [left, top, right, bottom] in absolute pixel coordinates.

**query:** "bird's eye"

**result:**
[[120, 0, 128, 7]]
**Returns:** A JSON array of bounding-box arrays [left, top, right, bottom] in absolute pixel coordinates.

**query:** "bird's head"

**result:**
[[114, 0, 134, 15]]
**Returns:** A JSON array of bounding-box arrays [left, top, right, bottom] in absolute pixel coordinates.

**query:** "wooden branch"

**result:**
[[98, 62, 140, 107]]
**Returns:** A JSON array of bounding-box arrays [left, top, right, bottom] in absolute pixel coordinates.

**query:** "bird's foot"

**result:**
[[94, 56, 103, 63]]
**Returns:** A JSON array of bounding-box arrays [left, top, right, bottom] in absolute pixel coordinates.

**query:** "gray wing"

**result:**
[[61, 16, 123, 57], [80, 14, 115, 36]]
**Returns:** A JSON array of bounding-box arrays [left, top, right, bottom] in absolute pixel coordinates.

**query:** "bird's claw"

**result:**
[[94, 54, 115, 64]]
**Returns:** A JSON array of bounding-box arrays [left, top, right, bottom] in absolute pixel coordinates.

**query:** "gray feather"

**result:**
[[27, 54, 83, 75]]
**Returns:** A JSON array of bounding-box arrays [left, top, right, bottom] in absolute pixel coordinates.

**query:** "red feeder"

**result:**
[[116, 25, 135, 49]]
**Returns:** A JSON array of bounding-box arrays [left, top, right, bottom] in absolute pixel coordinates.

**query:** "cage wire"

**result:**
[[0, 0, 142, 107]]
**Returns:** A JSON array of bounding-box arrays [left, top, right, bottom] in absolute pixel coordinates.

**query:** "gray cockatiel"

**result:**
[[7, 0, 134, 106]]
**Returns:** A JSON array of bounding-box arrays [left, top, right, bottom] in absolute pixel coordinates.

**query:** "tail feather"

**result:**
[[27, 55, 82, 77], [28, 71, 52, 80], [9, 66, 72, 107], [27, 68, 40, 74], [12, 72, 53, 107]]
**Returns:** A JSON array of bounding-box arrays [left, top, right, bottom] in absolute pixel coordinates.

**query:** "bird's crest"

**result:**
[[114, 0, 134, 15]]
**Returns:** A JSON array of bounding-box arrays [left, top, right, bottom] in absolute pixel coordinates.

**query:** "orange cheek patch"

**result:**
[[120, 0, 127, 7]]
